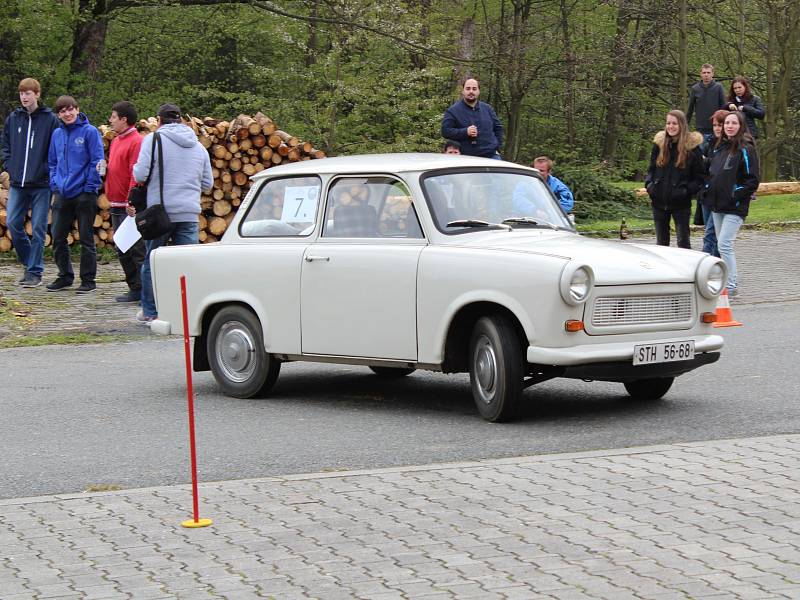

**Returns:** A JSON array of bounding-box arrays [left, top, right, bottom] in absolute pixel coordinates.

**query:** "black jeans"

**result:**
[[652, 206, 691, 249], [110, 208, 146, 292], [51, 192, 97, 284]]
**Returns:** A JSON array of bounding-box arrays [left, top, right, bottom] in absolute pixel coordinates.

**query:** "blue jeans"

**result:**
[[6, 186, 51, 277], [140, 221, 199, 318], [711, 212, 744, 292], [701, 204, 719, 257]]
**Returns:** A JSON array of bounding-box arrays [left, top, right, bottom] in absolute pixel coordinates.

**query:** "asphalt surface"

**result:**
[[1, 302, 798, 500]]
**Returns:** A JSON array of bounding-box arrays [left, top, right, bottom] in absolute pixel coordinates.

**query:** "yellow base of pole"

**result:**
[[181, 518, 213, 528]]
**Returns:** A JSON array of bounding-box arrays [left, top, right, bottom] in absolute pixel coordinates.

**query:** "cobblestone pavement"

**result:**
[[1, 434, 799, 599], [1, 228, 798, 343]]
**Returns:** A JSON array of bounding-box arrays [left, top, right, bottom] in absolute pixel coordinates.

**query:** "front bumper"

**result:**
[[526, 334, 724, 366]]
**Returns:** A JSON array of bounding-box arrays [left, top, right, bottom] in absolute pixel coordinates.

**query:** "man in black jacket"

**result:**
[[686, 64, 726, 144], [0, 78, 60, 287]]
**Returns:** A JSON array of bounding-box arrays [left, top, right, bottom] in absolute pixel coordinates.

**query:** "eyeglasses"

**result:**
[[58, 106, 77, 114]]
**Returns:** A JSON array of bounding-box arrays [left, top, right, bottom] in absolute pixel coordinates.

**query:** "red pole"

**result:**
[[180, 275, 208, 527]]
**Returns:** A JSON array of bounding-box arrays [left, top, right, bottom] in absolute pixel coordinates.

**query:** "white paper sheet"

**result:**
[[113, 216, 142, 253]]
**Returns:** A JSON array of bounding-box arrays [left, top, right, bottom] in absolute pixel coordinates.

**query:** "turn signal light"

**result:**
[[701, 312, 718, 323], [564, 320, 585, 332]]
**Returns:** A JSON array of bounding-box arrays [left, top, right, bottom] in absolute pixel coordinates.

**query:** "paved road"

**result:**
[[2, 301, 798, 500], [2, 435, 799, 599]]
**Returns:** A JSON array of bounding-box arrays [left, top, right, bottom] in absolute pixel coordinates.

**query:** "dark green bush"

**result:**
[[556, 166, 651, 222]]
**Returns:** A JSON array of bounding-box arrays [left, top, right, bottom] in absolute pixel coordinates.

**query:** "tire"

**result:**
[[207, 306, 280, 398], [468, 315, 524, 422], [369, 366, 416, 378], [623, 377, 674, 401]]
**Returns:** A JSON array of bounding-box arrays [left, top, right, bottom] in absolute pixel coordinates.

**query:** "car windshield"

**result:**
[[422, 170, 572, 233]]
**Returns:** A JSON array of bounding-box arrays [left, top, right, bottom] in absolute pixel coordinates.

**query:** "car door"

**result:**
[[300, 176, 426, 360]]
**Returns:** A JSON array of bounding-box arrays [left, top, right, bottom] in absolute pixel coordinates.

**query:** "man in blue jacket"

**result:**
[[533, 156, 574, 213], [0, 78, 60, 287], [441, 78, 504, 159], [46, 95, 104, 293]]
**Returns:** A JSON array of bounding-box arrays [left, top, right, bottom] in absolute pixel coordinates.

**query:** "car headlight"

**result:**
[[560, 263, 594, 306], [696, 257, 727, 299]]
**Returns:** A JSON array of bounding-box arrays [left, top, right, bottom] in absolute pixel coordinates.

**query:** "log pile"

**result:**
[[0, 111, 326, 250]]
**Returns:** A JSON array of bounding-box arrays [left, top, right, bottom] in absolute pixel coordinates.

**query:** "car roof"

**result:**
[[251, 153, 537, 180]]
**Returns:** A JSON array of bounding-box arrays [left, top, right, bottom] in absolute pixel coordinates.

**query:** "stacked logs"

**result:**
[[0, 111, 326, 250]]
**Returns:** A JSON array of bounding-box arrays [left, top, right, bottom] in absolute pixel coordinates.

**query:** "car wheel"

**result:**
[[469, 315, 524, 422], [207, 306, 280, 398], [623, 377, 674, 400], [369, 366, 416, 377]]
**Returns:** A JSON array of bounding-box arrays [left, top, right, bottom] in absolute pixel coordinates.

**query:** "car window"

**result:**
[[323, 177, 424, 239], [422, 170, 571, 233], [239, 176, 321, 237]]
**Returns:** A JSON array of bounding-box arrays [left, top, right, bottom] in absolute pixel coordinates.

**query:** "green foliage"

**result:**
[[558, 166, 651, 223]]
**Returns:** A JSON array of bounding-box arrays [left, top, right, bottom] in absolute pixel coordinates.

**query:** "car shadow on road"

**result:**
[[194, 366, 685, 424]]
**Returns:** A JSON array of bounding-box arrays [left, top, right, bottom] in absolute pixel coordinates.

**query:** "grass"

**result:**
[[583, 189, 800, 233], [0, 332, 133, 349]]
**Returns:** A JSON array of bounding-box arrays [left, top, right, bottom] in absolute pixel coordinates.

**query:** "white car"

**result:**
[[149, 154, 726, 422]]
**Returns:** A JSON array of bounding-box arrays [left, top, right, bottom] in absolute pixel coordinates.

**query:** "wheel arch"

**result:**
[[193, 300, 262, 372], [441, 301, 529, 374]]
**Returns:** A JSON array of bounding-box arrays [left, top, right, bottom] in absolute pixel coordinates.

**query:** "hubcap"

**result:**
[[473, 335, 497, 404], [215, 321, 257, 383]]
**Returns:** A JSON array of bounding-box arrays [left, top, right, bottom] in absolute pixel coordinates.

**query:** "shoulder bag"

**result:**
[[134, 133, 172, 240]]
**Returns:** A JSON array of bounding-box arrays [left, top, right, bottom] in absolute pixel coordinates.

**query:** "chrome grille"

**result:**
[[592, 293, 693, 326]]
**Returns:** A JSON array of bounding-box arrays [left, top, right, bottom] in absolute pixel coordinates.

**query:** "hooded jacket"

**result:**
[[48, 112, 104, 198], [699, 140, 759, 218], [645, 131, 706, 210], [133, 123, 213, 223], [441, 99, 504, 158], [0, 105, 60, 188]]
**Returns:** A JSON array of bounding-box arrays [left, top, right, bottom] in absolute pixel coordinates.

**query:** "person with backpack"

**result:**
[[698, 110, 759, 297], [645, 109, 705, 249]]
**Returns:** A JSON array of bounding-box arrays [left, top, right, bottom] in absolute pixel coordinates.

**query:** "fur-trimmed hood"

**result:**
[[653, 130, 704, 150]]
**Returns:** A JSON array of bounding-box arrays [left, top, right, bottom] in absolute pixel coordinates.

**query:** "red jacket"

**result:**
[[106, 127, 142, 207]]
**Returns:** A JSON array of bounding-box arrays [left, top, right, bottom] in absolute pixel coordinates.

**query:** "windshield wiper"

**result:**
[[502, 217, 560, 230], [446, 219, 511, 231]]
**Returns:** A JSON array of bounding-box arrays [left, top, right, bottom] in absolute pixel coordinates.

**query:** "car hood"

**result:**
[[449, 230, 706, 285]]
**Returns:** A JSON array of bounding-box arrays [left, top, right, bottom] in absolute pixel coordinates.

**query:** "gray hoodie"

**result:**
[[133, 123, 213, 223]]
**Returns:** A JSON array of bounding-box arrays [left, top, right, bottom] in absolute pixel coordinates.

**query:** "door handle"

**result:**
[[305, 255, 330, 262]]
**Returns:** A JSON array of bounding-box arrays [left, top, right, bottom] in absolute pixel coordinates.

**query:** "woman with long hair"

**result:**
[[726, 76, 765, 139], [645, 109, 705, 248], [699, 110, 759, 296], [697, 109, 730, 257]]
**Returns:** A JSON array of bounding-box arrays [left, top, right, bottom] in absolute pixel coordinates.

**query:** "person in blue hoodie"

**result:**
[[0, 78, 60, 287], [130, 103, 213, 323], [441, 78, 504, 159], [46, 95, 104, 293]]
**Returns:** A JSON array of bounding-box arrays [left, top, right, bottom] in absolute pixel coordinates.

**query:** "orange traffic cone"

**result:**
[[712, 289, 742, 328]]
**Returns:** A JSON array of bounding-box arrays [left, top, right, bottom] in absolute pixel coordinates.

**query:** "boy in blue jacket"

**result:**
[[0, 78, 60, 287], [46, 95, 104, 293]]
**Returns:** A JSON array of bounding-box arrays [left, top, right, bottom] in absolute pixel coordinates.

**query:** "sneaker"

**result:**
[[75, 282, 97, 294], [18, 273, 27, 284], [728, 288, 739, 298], [46, 277, 73, 292], [136, 309, 156, 323], [21, 274, 42, 288], [115, 290, 141, 303]]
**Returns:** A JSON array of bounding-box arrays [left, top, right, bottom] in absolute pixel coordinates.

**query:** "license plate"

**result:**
[[633, 340, 695, 365]]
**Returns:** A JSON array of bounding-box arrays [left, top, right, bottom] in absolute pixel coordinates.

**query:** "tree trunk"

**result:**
[[559, 0, 576, 147], [677, 0, 688, 108], [70, 1, 109, 92], [601, 0, 632, 164]]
